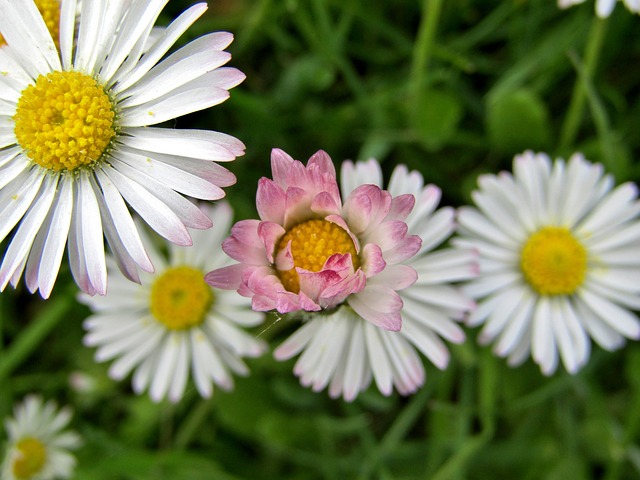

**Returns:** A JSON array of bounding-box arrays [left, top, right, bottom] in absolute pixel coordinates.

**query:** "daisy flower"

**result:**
[[454, 151, 640, 375], [271, 160, 477, 400], [206, 149, 422, 329], [2, 395, 80, 480], [0, 0, 245, 298], [558, 0, 640, 17], [80, 202, 266, 403]]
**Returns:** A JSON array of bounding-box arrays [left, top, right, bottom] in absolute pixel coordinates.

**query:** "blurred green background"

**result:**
[[2, 0, 640, 478]]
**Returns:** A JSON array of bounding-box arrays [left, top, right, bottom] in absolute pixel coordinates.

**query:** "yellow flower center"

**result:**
[[277, 219, 360, 294], [14, 71, 116, 172], [520, 227, 587, 295], [150, 266, 213, 330], [12, 437, 47, 480], [0, 0, 60, 47]]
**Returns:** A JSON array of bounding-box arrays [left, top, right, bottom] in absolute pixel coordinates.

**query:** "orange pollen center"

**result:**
[[276, 219, 360, 294]]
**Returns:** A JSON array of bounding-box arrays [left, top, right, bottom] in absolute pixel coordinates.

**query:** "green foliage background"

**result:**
[[2, 0, 640, 478]]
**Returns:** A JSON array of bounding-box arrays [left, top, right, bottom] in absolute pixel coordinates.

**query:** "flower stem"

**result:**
[[410, 0, 444, 102], [0, 296, 71, 382], [558, 16, 608, 151]]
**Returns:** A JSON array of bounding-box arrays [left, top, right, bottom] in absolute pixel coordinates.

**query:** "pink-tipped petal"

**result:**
[[256, 178, 286, 223], [387, 193, 416, 222], [361, 243, 386, 277], [257, 221, 286, 263], [348, 286, 403, 331], [270, 148, 296, 187], [311, 191, 341, 216], [205, 264, 244, 290], [307, 150, 336, 179]]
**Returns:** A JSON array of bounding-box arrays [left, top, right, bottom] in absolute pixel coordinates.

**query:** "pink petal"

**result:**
[[230, 219, 262, 248], [257, 221, 286, 263], [387, 194, 415, 222], [270, 148, 296, 187], [256, 178, 286, 223], [311, 191, 340, 216], [307, 150, 336, 179], [283, 186, 311, 227], [373, 264, 417, 290], [348, 286, 403, 331], [342, 190, 372, 234], [204, 264, 244, 290], [297, 268, 344, 304], [252, 294, 277, 311], [372, 220, 409, 252], [274, 240, 294, 271], [360, 243, 386, 277], [319, 269, 367, 308], [383, 234, 422, 264], [325, 214, 360, 253], [222, 236, 266, 265]]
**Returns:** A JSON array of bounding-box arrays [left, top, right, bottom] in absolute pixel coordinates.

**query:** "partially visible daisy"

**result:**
[[0, 0, 245, 298], [80, 202, 266, 403], [454, 151, 640, 375], [272, 160, 477, 400], [1, 395, 80, 480], [558, 0, 640, 17]]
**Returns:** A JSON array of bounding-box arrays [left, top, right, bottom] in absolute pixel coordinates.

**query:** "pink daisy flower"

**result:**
[[205, 148, 421, 332], [271, 160, 477, 400]]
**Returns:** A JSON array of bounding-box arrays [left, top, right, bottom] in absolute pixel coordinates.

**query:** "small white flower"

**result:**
[[455, 151, 640, 375], [80, 202, 266, 403], [274, 160, 478, 401], [558, 0, 640, 17], [0, 0, 245, 298], [2, 395, 81, 480]]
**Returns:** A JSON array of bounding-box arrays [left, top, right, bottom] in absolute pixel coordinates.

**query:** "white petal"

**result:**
[[342, 320, 367, 402], [77, 174, 107, 295], [119, 127, 245, 161], [575, 298, 624, 351], [0, 168, 45, 243], [457, 207, 519, 248], [119, 77, 234, 126], [0, 175, 57, 290], [108, 157, 213, 229], [578, 288, 640, 340], [101, 164, 192, 246], [94, 170, 153, 274], [117, 35, 232, 107], [113, 147, 226, 199], [577, 183, 639, 238], [364, 323, 394, 395], [273, 320, 320, 360], [150, 333, 181, 402], [168, 334, 190, 403], [99, 0, 167, 84], [0, 0, 60, 75], [27, 176, 74, 298], [400, 320, 451, 370], [109, 4, 211, 93], [531, 297, 558, 375]]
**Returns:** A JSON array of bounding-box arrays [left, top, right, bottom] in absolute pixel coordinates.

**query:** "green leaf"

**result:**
[[411, 88, 464, 151], [486, 88, 552, 155]]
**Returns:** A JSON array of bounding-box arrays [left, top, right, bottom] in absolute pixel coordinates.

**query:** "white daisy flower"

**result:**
[[558, 0, 640, 17], [0, 0, 245, 298], [2, 395, 80, 480], [273, 160, 478, 401], [454, 151, 640, 375], [80, 202, 267, 403]]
